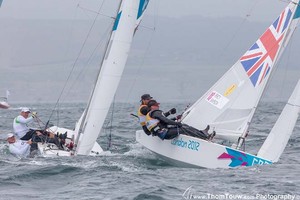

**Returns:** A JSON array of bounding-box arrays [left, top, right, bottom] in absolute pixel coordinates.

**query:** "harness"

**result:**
[[138, 105, 147, 126], [145, 110, 168, 140], [145, 110, 160, 132]]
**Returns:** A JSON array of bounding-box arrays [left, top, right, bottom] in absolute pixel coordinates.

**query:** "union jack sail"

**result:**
[[240, 7, 292, 87]]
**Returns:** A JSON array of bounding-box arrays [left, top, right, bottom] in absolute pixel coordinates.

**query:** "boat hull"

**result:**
[[0, 101, 9, 109], [37, 126, 103, 157], [136, 130, 272, 169]]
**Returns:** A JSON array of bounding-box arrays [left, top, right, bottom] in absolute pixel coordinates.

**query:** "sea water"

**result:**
[[0, 102, 299, 200]]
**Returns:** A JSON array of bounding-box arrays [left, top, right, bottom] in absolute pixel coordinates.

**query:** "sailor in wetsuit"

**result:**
[[145, 100, 212, 140], [138, 94, 178, 136], [137, 94, 153, 135]]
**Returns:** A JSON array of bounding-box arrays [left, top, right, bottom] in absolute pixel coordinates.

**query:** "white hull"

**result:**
[[136, 130, 271, 169], [37, 126, 103, 157], [0, 101, 9, 109]]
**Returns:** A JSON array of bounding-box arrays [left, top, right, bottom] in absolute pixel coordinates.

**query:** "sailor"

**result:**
[[13, 107, 38, 140], [13, 107, 63, 150], [6, 133, 31, 158], [138, 94, 178, 135], [145, 100, 214, 140], [138, 94, 153, 135]]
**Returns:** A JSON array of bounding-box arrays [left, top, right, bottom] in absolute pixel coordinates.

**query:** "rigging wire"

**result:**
[[212, 0, 259, 63], [106, 95, 116, 150], [47, 1, 107, 123], [77, 4, 115, 20], [60, 21, 114, 104]]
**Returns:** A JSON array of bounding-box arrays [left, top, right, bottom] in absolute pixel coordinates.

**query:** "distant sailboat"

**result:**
[[37, 0, 150, 156], [136, 1, 300, 168], [0, 90, 10, 109]]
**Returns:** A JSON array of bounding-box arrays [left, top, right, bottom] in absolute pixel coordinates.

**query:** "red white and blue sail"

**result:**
[[240, 7, 292, 87], [182, 1, 300, 142]]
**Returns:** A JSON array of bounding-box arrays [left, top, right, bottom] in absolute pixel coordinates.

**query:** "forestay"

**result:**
[[76, 0, 149, 155], [182, 1, 300, 142]]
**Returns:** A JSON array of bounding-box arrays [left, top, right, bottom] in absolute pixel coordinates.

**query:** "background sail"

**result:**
[[76, 0, 149, 155], [257, 79, 300, 162], [182, 2, 300, 142]]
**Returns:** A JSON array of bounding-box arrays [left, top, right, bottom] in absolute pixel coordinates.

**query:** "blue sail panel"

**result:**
[[137, 0, 149, 19], [113, 11, 122, 31], [293, 4, 300, 19]]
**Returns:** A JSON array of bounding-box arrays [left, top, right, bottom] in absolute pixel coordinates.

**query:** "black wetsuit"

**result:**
[[21, 129, 62, 152], [149, 110, 209, 140]]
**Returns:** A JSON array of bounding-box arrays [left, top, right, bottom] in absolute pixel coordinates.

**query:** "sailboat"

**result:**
[[0, 90, 10, 109], [136, 1, 300, 168], [37, 0, 150, 157]]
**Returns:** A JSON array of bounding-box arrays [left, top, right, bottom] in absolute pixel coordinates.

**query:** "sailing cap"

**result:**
[[21, 107, 31, 113], [6, 133, 14, 139], [141, 94, 152, 100], [147, 99, 160, 107]]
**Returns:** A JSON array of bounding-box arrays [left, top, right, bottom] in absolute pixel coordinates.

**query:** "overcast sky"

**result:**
[[0, 0, 288, 21], [0, 0, 299, 104]]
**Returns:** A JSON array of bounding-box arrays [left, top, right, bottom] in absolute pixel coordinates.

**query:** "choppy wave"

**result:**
[[0, 102, 299, 199]]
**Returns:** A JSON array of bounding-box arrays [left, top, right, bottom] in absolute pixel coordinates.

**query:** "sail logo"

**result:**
[[219, 148, 272, 167], [171, 138, 200, 151], [224, 84, 237, 97], [240, 7, 292, 87], [206, 91, 229, 109]]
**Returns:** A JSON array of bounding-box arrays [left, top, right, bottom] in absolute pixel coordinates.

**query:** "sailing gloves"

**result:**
[[165, 108, 177, 116], [169, 108, 176, 114], [32, 112, 37, 118]]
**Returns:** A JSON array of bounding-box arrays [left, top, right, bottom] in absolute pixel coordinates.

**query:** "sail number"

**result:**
[[171, 138, 200, 151]]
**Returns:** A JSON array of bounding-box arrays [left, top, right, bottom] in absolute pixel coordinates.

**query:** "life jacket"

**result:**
[[138, 105, 147, 126], [145, 110, 160, 132]]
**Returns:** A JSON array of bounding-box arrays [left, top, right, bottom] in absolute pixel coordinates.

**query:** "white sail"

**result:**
[[257, 79, 300, 162], [182, 1, 300, 142], [0, 90, 10, 109], [76, 0, 149, 155]]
